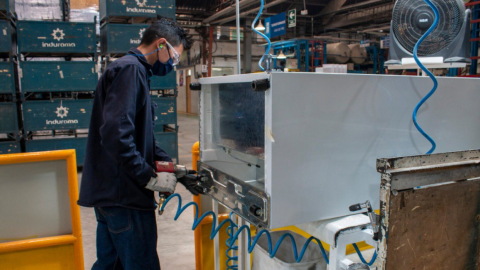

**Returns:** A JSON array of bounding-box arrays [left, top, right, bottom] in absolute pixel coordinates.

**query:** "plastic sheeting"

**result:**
[[15, 0, 63, 21], [211, 82, 265, 159], [71, 7, 100, 34], [15, 0, 99, 28]]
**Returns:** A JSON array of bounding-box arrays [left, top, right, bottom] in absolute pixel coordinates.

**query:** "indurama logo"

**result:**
[[126, 0, 156, 14], [55, 105, 69, 118], [46, 104, 79, 125], [130, 28, 145, 45], [52, 28, 65, 41], [42, 28, 76, 48], [136, 0, 147, 7]]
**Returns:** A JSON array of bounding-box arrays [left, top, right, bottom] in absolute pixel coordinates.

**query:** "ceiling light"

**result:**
[[277, 51, 287, 59], [255, 20, 266, 31]]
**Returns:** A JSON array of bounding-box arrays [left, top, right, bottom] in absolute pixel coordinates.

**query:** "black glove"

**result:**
[[178, 175, 205, 196]]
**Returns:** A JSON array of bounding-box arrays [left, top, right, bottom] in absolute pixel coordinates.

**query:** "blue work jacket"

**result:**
[[78, 48, 173, 210]]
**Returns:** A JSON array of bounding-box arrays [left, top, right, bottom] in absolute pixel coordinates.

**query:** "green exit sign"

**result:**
[[288, 9, 296, 28]]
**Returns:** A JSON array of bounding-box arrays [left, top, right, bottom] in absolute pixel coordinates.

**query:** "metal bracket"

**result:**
[[198, 162, 270, 228]]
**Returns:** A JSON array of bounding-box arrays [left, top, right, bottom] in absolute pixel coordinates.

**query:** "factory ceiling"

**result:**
[[175, 0, 395, 35]]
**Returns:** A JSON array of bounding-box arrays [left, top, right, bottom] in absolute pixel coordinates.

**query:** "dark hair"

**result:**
[[141, 17, 194, 51]]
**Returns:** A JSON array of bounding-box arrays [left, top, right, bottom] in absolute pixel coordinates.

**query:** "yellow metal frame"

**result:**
[[0, 150, 84, 270]]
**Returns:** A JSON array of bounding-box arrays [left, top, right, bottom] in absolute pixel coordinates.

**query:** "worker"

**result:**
[[278, 60, 286, 71], [78, 18, 199, 270]]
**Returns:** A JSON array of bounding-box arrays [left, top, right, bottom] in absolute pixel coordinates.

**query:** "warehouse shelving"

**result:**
[[16, 18, 98, 166], [467, 1, 480, 76], [99, 0, 175, 24], [0, 1, 21, 153]]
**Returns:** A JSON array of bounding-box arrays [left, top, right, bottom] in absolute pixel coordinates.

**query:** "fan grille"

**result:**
[[392, 0, 464, 56]]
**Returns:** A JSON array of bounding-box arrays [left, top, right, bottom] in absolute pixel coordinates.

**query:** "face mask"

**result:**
[[151, 58, 174, 76]]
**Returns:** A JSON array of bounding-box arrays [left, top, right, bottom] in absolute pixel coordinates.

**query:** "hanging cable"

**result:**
[[412, 0, 440, 155], [252, 0, 272, 71]]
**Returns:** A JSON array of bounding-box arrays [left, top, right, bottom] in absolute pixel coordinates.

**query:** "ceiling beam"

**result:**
[[284, 1, 326, 7], [323, 2, 394, 29], [211, 0, 290, 25], [203, 0, 258, 24], [315, 0, 385, 18], [316, 0, 347, 24]]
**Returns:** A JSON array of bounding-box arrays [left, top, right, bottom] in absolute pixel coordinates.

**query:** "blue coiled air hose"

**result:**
[[226, 212, 239, 269], [160, 194, 378, 267], [251, 0, 272, 71], [412, 0, 440, 155], [160, 194, 329, 263]]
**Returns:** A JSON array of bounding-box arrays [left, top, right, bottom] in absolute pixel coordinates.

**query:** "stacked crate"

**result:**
[[99, 0, 179, 162], [0, 0, 21, 154], [17, 20, 97, 165]]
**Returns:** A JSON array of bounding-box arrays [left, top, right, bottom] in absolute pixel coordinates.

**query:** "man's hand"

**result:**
[[145, 172, 177, 194], [178, 175, 205, 196]]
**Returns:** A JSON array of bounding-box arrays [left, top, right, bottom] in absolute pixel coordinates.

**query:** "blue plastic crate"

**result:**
[[100, 0, 175, 21], [23, 99, 93, 131], [0, 62, 15, 95], [101, 23, 150, 55], [154, 131, 178, 161], [0, 141, 20, 155], [0, 102, 18, 134], [25, 137, 87, 166], [0, 21, 12, 53], [104, 57, 176, 89], [151, 70, 176, 90], [20, 61, 98, 92], [17, 21, 96, 55], [151, 96, 176, 126]]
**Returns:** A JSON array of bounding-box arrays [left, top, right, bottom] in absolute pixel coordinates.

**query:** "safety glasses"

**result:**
[[165, 40, 181, 66]]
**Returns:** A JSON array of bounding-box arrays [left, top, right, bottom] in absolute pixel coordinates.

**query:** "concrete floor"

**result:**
[[80, 113, 200, 270], [79, 113, 376, 269]]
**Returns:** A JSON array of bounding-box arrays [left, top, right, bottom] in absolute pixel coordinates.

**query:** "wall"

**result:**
[[176, 67, 199, 114], [176, 69, 187, 113], [189, 38, 269, 74]]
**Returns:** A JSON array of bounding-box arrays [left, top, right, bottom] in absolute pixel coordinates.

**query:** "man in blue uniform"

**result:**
[[78, 18, 197, 270]]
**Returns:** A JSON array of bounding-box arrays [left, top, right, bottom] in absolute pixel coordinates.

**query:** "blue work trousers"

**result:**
[[92, 207, 161, 270]]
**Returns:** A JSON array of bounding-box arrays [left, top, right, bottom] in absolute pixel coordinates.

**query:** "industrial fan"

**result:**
[[386, 0, 471, 66]]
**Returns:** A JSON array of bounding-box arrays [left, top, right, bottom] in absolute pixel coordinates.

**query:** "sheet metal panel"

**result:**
[[20, 61, 97, 92], [0, 141, 20, 154], [199, 73, 480, 228], [17, 21, 96, 54], [267, 73, 480, 228], [0, 102, 18, 134], [25, 137, 88, 166], [0, 62, 15, 95], [23, 99, 93, 131], [101, 23, 149, 55], [0, 21, 12, 53], [154, 131, 178, 161], [99, 0, 175, 21]]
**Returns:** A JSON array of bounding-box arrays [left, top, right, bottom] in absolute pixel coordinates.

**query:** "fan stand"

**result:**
[[386, 57, 468, 70]]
